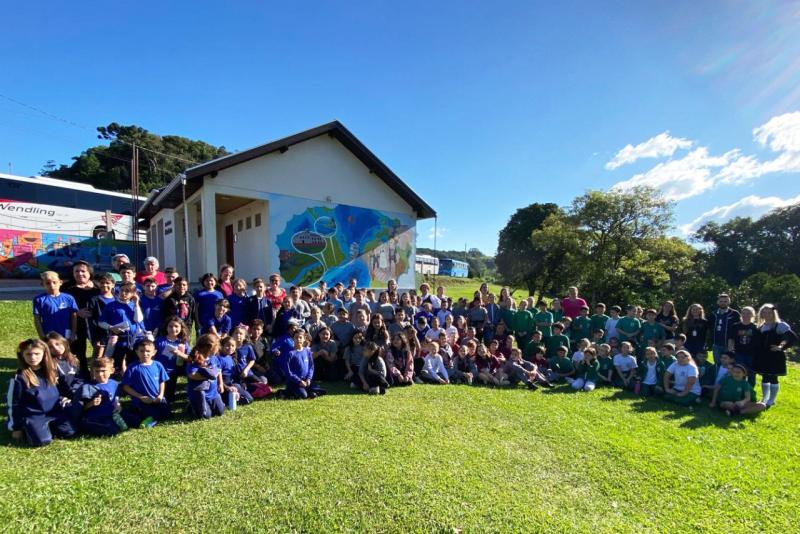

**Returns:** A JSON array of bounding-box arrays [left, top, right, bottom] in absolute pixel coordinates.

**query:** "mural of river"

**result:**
[[270, 195, 416, 288]]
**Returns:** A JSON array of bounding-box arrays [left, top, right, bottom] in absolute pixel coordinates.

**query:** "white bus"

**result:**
[[414, 253, 439, 275], [0, 173, 146, 278]]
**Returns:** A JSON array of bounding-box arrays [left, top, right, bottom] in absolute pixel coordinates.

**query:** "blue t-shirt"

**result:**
[[216, 353, 236, 383], [33, 292, 78, 337], [227, 294, 248, 328], [79, 379, 119, 420], [187, 359, 220, 401], [235, 344, 256, 377], [139, 294, 163, 333], [122, 360, 168, 406], [100, 300, 143, 346], [202, 314, 232, 335], [195, 290, 224, 327], [154, 336, 190, 375]]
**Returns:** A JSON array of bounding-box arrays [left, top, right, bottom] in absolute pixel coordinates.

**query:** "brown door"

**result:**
[[224, 224, 235, 267]]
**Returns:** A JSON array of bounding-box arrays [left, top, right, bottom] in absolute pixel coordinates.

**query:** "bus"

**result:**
[[414, 254, 439, 275], [438, 258, 469, 278], [0, 173, 146, 278]]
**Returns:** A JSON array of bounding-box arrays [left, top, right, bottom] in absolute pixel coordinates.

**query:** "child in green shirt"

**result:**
[[547, 346, 575, 383], [545, 323, 571, 358], [596, 344, 614, 386], [590, 303, 610, 340], [709, 364, 766, 416], [534, 300, 554, 338], [635, 346, 665, 397], [571, 306, 593, 345], [571, 347, 599, 392], [512, 300, 535, 349]]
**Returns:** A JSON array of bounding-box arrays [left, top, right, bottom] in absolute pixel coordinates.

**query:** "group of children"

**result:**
[[7, 264, 797, 446]]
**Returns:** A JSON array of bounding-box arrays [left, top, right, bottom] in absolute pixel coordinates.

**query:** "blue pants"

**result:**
[[122, 401, 171, 427], [285, 381, 325, 399], [22, 411, 76, 447], [80, 416, 121, 437], [224, 383, 253, 405], [189, 390, 225, 418]]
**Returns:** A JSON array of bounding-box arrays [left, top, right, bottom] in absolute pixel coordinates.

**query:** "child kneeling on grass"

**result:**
[[8, 338, 77, 447], [186, 334, 226, 419], [282, 330, 325, 399], [122, 339, 170, 427], [359, 341, 390, 394], [709, 363, 766, 416], [662, 350, 702, 406], [571, 347, 599, 392], [77, 357, 128, 436]]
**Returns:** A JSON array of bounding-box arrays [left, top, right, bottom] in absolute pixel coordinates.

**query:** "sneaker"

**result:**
[[368, 387, 379, 395], [527, 382, 539, 391], [349, 382, 358, 389], [140, 416, 157, 429], [413, 377, 423, 385]]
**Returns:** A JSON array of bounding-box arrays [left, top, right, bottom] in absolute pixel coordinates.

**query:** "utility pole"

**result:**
[[130, 143, 140, 267]]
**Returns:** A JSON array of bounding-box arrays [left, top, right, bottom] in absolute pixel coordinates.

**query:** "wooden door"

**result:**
[[224, 224, 235, 267]]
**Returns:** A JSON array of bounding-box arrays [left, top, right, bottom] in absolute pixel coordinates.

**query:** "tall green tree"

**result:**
[[44, 123, 229, 194], [495, 202, 562, 295]]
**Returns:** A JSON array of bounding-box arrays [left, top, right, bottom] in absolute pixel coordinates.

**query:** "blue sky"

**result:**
[[1, 1, 799, 254]]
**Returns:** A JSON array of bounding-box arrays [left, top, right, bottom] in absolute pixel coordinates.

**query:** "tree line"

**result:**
[[495, 187, 800, 330]]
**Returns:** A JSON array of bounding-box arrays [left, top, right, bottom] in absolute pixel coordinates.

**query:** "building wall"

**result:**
[[214, 200, 269, 282], [208, 135, 416, 217]]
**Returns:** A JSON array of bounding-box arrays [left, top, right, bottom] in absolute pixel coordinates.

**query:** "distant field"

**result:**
[[1, 300, 798, 531], [414, 273, 525, 301]]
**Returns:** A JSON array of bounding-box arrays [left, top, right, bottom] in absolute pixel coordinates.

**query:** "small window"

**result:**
[[255, 213, 262, 227], [246, 216, 252, 230], [197, 223, 202, 237], [238, 219, 243, 232]]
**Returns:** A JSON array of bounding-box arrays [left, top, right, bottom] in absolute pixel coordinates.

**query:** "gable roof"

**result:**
[[138, 120, 436, 221]]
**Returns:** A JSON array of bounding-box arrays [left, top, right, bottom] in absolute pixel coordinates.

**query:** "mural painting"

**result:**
[[271, 195, 416, 288]]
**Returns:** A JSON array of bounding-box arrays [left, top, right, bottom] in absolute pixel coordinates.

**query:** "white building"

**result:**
[[138, 121, 435, 287]]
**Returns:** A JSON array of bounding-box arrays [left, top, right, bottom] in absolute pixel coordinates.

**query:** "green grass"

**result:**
[[1, 300, 799, 532], [415, 274, 524, 302]]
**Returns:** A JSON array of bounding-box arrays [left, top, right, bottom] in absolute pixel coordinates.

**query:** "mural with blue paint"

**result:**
[[270, 195, 416, 288]]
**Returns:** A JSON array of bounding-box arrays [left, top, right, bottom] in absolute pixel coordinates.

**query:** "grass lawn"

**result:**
[[1, 300, 798, 531], [414, 274, 525, 302]]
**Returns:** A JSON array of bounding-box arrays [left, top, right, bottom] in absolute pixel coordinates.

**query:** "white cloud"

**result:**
[[679, 194, 800, 235], [611, 111, 800, 200], [426, 225, 448, 241], [611, 147, 738, 201], [605, 131, 693, 170]]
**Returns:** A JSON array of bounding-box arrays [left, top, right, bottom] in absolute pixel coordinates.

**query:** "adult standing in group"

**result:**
[[562, 286, 588, 319], [682, 304, 709, 359], [655, 300, 679, 342], [135, 256, 167, 285], [754, 304, 797, 408], [709, 293, 741, 364], [218, 264, 234, 297], [63, 260, 99, 377], [109, 253, 130, 282], [267, 273, 287, 309]]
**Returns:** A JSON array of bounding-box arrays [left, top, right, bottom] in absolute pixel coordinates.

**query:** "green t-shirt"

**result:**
[[597, 356, 614, 380], [533, 310, 554, 337], [641, 321, 665, 345], [512, 309, 534, 334], [500, 307, 516, 330], [551, 309, 564, 325], [658, 354, 677, 370], [549, 356, 574, 374], [523, 340, 545, 361], [590, 313, 610, 334], [717, 375, 752, 403], [616, 316, 641, 343], [571, 316, 593, 341], [545, 334, 571, 358], [577, 359, 600, 382]]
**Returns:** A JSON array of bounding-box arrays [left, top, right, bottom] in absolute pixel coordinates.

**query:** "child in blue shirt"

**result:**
[[99, 282, 145, 375], [227, 278, 249, 329], [194, 273, 224, 336], [33, 271, 78, 341], [218, 336, 253, 406], [154, 317, 191, 403], [121, 339, 170, 428], [281, 330, 323, 399], [186, 334, 225, 418], [7, 338, 77, 447], [139, 278, 165, 335], [77, 357, 128, 436], [202, 298, 232, 336], [88, 274, 117, 357]]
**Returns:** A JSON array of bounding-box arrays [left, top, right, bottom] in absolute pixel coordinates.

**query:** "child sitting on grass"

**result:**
[[612, 341, 637, 390], [282, 330, 324, 399], [421, 341, 449, 384], [449, 343, 476, 385], [475, 343, 501, 385], [547, 345, 575, 384], [77, 357, 128, 436], [359, 341, 389, 394], [571, 347, 599, 392], [186, 334, 225, 419], [154, 317, 191, 403], [700, 350, 733, 398], [596, 344, 614, 387], [635, 347, 664, 397], [217, 336, 251, 406], [344, 331, 367, 389], [663, 350, 702, 406], [8, 338, 77, 447], [709, 363, 766, 416], [502, 348, 539, 390], [122, 339, 170, 427]]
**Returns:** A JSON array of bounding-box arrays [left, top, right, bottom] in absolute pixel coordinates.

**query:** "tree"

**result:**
[[495, 203, 562, 295], [44, 123, 229, 194]]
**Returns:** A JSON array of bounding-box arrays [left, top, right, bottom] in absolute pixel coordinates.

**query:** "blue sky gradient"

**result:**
[[1, 1, 799, 253]]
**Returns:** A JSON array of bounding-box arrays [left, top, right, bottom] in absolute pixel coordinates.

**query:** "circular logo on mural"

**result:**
[[291, 230, 326, 254], [314, 216, 337, 237]]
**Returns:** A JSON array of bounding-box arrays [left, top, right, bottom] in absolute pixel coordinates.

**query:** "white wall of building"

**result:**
[[214, 199, 269, 282]]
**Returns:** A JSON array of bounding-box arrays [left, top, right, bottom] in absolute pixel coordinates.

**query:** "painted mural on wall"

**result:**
[[270, 195, 416, 288], [0, 229, 145, 278]]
